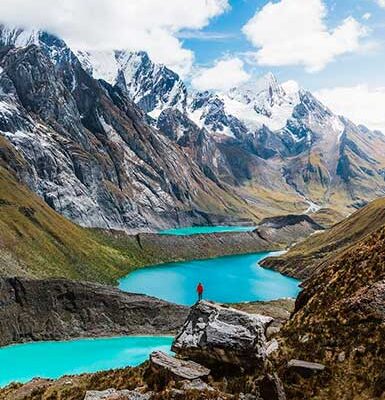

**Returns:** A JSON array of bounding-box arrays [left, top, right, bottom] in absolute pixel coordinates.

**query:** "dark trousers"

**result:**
[[198, 292, 202, 301]]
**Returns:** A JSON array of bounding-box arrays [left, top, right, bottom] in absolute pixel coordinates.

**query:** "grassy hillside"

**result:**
[[0, 164, 280, 284], [0, 165, 144, 284], [261, 197, 385, 279], [279, 220, 385, 399]]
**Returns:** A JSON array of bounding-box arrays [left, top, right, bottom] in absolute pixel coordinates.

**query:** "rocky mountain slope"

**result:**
[[0, 26, 258, 232], [0, 153, 138, 284], [0, 277, 188, 347], [80, 41, 385, 217], [2, 25, 385, 232], [261, 197, 385, 279], [277, 216, 385, 399], [0, 143, 320, 284]]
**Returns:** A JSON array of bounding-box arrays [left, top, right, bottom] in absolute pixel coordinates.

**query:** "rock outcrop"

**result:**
[[148, 351, 210, 382], [0, 300, 288, 400], [286, 360, 326, 378], [172, 301, 273, 370], [255, 214, 324, 246], [0, 277, 188, 346]]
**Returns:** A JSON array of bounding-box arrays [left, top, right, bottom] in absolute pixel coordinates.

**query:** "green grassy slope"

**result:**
[[261, 197, 385, 279], [0, 165, 143, 284], [0, 164, 277, 285]]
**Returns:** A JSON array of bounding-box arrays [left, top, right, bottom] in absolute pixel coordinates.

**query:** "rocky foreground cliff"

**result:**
[[0, 277, 188, 347], [0, 301, 288, 400], [276, 222, 385, 400]]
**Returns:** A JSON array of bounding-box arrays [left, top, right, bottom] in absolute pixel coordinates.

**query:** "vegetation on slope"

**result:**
[[0, 163, 279, 284], [261, 197, 385, 279], [0, 165, 141, 284], [277, 221, 385, 399]]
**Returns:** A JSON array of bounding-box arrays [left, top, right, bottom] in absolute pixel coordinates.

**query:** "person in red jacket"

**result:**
[[197, 282, 204, 301]]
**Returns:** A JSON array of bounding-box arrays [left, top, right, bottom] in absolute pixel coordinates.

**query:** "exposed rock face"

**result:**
[[148, 351, 210, 382], [0, 27, 255, 232], [2, 25, 385, 232], [0, 277, 188, 346], [255, 214, 324, 246], [77, 49, 188, 118], [172, 301, 273, 370]]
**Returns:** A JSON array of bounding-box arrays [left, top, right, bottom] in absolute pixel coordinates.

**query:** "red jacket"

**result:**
[[197, 283, 203, 294]]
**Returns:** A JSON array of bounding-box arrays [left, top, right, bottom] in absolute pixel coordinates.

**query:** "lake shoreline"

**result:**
[[119, 251, 300, 306]]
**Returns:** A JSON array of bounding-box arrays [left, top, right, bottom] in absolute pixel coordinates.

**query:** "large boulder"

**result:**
[[172, 301, 273, 369]]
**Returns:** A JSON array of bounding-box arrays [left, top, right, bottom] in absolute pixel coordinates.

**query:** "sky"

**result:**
[[0, 0, 385, 131]]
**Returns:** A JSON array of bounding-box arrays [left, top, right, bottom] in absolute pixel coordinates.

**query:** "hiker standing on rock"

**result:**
[[197, 282, 204, 301]]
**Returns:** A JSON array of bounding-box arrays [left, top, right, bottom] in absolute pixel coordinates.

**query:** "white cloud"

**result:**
[[242, 0, 367, 72], [377, 0, 385, 8], [0, 0, 230, 76], [362, 13, 371, 20], [315, 85, 385, 132], [191, 58, 250, 91]]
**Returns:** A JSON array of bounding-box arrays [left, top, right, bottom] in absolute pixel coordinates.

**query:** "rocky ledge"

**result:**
[[0, 277, 188, 346]]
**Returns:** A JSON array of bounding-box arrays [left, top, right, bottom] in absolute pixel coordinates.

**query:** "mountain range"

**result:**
[[1, 25, 385, 232]]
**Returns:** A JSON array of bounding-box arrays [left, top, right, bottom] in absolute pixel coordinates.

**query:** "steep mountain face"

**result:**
[[76, 49, 188, 118], [93, 47, 385, 215], [189, 74, 300, 140], [1, 24, 385, 230], [0, 26, 257, 232], [189, 79, 385, 213]]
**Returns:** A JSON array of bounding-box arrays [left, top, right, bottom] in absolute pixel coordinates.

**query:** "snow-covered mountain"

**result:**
[[189, 73, 300, 138], [0, 25, 254, 231], [1, 24, 385, 228], [76, 50, 187, 118]]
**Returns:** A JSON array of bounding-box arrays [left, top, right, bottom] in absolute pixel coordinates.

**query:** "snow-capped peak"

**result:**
[[230, 72, 285, 99], [75, 49, 187, 117], [189, 72, 301, 136], [75, 50, 119, 84]]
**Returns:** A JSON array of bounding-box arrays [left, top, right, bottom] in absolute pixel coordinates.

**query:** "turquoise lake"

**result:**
[[0, 336, 172, 387], [159, 225, 256, 235], [119, 252, 301, 305], [2, 252, 300, 387]]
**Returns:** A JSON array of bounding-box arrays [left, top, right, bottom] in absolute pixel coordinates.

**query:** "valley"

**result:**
[[0, 12, 384, 400]]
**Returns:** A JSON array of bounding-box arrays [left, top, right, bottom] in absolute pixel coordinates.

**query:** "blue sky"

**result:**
[[182, 0, 385, 91]]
